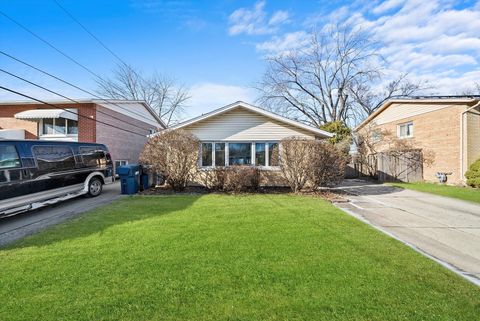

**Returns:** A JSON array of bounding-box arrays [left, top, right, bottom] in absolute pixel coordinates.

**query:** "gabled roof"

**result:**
[[355, 96, 480, 131], [165, 101, 334, 138]]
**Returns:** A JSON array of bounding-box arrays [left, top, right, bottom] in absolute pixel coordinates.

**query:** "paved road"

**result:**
[[334, 179, 480, 285], [0, 181, 123, 246]]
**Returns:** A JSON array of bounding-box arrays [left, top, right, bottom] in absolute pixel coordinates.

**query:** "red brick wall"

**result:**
[[95, 104, 156, 163]]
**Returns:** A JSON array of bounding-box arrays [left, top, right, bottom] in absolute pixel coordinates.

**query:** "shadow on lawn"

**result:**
[[1, 195, 202, 251]]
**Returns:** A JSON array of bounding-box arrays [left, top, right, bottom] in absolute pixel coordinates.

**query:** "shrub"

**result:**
[[465, 159, 480, 188], [308, 142, 347, 188], [140, 129, 199, 191], [279, 137, 347, 192], [198, 168, 228, 191], [279, 138, 315, 192], [223, 166, 260, 193]]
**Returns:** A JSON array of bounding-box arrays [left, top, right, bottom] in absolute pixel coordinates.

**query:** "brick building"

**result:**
[[355, 97, 480, 184], [0, 100, 165, 167]]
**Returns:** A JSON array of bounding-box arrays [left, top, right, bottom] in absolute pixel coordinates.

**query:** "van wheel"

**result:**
[[87, 177, 103, 197]]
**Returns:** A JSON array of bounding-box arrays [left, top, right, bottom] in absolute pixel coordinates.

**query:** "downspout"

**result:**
[[460, 100, 480, 182]]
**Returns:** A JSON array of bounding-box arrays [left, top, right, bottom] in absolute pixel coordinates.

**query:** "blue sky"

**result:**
[[1, 0, 480, 120]]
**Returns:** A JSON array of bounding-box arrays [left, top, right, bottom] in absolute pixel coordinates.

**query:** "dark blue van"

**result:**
[[0, 140, 114, 218]]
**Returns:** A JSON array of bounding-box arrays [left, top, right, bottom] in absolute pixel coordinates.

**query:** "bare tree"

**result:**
[[460, 82, 480, 96], [350, 73, 429, 120], [96, 63, 190, 125], [258, 24, 428, 127]]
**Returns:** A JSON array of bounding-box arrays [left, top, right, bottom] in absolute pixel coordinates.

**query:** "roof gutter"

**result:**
[[460, 100, 480, 182]]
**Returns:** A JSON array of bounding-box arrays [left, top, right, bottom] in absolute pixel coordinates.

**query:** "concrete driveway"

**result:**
[[334, 179, 480, 285], [0, 181, 123, 247]]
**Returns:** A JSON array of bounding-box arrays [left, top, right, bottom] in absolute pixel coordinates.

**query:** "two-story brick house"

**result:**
[[355, 97, 480, 184], [0, 99, 166, 167]]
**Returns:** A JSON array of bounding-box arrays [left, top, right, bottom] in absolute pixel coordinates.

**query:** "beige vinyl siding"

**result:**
[[374, 103, 456, 125], [182, 107, 315, 141]]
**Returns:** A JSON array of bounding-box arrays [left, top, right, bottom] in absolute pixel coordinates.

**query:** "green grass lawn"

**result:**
[[1, 195, 479, 321], [388, 182, 480, 204]]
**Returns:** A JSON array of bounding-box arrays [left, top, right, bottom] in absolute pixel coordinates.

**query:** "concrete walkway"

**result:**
[[334, 179, 480, 285], [0, 181, 123, 247]]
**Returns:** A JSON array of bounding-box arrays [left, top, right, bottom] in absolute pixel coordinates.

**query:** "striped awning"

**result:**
[[14, 108, 78, 121]]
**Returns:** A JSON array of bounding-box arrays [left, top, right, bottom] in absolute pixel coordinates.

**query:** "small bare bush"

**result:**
[[140, 129, 199, 191], [279, 137, 347, 192], [223, 166, 260, 193], [198, 168, 228, 191], [279, 138, 315, 192], [308, 142, 347, 188]]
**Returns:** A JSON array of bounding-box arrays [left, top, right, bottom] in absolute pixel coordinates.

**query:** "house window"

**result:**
[[228, 143, 251, 165], [371, 130, 382, 142], [215, 143, 225, 167], [42, 118, 54, 135], [115, 160, 128, 168], [397, 122, 413, 138], [268, 143, 279, 166], [41, 118, 78, 136], [201, 143, 213, 167], [200, 142, 280, 168], [67, 119, 78, 134], [255, 143, 266, 166]]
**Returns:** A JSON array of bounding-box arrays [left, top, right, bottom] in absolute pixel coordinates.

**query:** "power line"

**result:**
[[0, 50, 163, 126], [53, 0, 128, 66], [0, 68, 155, 133], [0, 86, 147, 138], [0, 10, 102, 80]]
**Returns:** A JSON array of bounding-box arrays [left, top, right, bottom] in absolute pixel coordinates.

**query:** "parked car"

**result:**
[[0, 140, 114, 218]]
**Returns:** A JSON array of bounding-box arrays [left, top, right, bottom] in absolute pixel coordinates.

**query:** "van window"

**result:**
[[0, 145, 21, 169], [80, 146, 106, 167], [33, 146, 75, 172]]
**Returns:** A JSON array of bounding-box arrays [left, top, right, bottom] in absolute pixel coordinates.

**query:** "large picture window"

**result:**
[[200, 141, 279, 168], [229, 143, 251, 165]]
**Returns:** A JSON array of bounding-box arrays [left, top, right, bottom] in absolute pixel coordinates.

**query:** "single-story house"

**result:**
[[160, 101, 333, 184], [355, 96, 480, 184], [0, 99, 166, 167]]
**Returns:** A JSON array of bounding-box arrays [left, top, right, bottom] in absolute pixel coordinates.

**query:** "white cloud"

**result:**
[[372, 0, 406, 14], [228, 0, 289, 36], [256, 31, 309, 55], [268, 10, 289, 26], [186, 83, 257, 118]]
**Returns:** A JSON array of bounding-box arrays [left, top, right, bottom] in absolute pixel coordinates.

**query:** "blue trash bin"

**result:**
[[117, 165, 140, 195]]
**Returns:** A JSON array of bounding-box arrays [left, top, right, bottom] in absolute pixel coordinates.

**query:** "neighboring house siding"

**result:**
[[466, 107, 480, 167], [95, 104, 155, 164], [373, 102, 455, 125], [183, 107, 316, 141], [361, 104, 465, 184]]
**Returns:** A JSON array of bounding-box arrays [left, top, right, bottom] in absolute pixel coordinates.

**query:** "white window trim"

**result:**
[[397, 121, 413, 139]]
